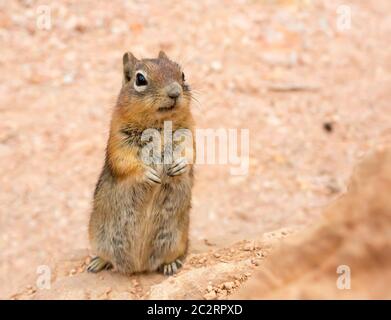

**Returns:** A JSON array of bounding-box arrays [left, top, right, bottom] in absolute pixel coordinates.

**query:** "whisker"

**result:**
[[189, 95, 202, 110]]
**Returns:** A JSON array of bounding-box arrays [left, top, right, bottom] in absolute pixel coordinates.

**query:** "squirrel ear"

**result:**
[[158, 50, 169, 60], [122, 52, 138, 84]]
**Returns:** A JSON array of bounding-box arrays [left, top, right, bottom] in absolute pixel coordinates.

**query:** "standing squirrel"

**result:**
[[87, 51, 195, 276]]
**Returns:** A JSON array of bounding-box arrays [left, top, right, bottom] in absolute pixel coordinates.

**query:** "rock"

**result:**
[[243, 241, 255, 251], [203, 291, 217, 300], [62, 73, 75, 84], [223, 281, 234, 290], [147, 261, 250, 299], [234, 149, 391, 299], [210, 61, 222, 72]]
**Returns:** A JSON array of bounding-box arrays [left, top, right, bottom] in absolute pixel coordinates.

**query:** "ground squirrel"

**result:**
[[87, 51, 195, 276]]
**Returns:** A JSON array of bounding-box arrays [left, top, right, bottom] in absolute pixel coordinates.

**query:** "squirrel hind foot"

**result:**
[[87, 256, 113, 273], [159, 259, 183, 276]]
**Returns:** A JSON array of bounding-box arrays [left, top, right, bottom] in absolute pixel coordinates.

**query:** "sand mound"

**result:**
[[234, 149, 391, 299]]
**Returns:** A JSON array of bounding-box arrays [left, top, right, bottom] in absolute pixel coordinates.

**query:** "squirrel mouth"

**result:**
[[158, 101, 177, 112]]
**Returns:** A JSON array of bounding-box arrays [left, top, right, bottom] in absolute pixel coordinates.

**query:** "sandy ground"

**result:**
[[1, 0, 390, 298]]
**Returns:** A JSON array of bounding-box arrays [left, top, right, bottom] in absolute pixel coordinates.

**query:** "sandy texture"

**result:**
[[1, 0, 390, 298]]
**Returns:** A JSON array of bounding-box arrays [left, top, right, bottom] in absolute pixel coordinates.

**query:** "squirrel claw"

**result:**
[[168, 158, 188, 176], [145, 167, 161, 184], [87, 256, 113, 273], [160, 259, 183, 276]]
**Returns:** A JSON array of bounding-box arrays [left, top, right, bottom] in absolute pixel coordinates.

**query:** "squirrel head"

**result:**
[[117, 51, 191, 119]]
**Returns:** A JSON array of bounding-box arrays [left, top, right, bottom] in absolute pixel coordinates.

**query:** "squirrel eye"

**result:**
[[182, 72, 185, 82], [135, 72, 148, 86]]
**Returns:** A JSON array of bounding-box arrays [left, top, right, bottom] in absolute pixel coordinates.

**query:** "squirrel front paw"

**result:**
[[144, 166, 162, 184], [168, 157, 188, 176]]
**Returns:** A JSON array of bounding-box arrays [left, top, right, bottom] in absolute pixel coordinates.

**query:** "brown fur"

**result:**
[[88, 51, 195, 274]]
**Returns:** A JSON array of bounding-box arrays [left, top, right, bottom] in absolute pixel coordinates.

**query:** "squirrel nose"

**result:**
[[166, 82, 182, 99]]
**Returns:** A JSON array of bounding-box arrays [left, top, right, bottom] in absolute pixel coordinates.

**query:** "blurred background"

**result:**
[[1, 0, 390, 298]]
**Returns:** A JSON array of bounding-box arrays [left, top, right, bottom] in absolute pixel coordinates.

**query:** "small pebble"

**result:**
[[105, 287, 112, 295], [244, 241, 255, 251], [323, 122, 334, 133], [203, 291, 217, 300], [223, 281, 235, 290], [210, 61, 222, 72]]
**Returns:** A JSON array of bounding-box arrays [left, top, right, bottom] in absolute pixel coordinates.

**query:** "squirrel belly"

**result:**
[[88, 51, 195, 276]]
